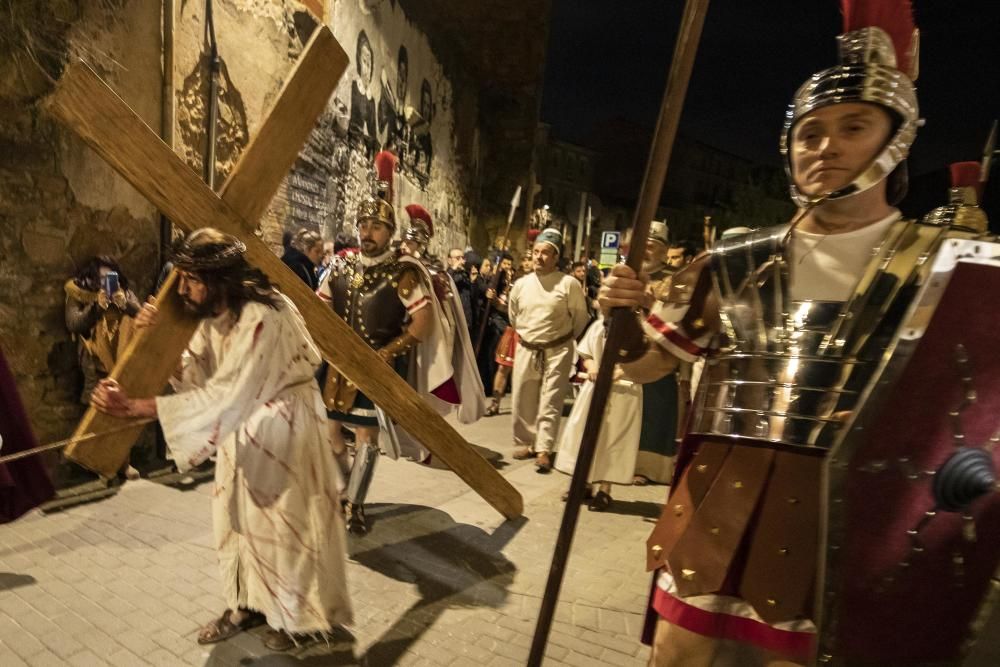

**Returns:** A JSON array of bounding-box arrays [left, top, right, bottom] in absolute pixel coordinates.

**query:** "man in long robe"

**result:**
[[508, 228, 589, 472], [93, 228, 351, 650]]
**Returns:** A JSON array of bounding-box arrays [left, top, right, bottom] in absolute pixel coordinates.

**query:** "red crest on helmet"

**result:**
[[405, 203, 433, 237], [374, 150, 398, 202]]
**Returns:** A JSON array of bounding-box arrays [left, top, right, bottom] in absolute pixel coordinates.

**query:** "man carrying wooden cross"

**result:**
[[92, 228, 352, 651]]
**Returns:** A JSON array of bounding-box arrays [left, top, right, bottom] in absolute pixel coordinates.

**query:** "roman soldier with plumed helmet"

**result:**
[[397, 202, 487, 434], [599, 1, 1000, 664]]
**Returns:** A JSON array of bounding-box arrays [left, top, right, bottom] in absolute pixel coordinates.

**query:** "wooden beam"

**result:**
[[45, 56, 523, 520], [64, 26, 349, 476]]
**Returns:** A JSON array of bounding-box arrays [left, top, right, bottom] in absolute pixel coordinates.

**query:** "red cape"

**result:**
[[0, 344, 55, 522]]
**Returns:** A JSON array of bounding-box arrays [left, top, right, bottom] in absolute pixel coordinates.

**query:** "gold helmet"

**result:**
[[356, 196, 396, 231]]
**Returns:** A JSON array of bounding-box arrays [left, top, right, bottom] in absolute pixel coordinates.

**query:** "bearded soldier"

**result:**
[[598, 3, 1000, 664], [317, 195, 433, 535], [92, 229, 352, 650]]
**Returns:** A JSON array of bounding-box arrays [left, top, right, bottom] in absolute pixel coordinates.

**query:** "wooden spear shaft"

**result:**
[[527, 1, 710, 663], [0, 419, 155, 465]]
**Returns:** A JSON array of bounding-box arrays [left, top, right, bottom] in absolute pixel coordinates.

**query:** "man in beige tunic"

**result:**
[[508, 228, 589, 472], [93, 229, 352, 650]]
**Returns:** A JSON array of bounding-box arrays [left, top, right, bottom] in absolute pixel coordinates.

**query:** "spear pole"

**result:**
[[526, 1, 711, 663], [474, 186, 521, 356], [0, 419, 156, 466]]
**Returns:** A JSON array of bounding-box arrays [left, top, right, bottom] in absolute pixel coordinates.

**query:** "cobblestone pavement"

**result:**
[[4, 400, 1000, 666], [0, 401, 664, 666]]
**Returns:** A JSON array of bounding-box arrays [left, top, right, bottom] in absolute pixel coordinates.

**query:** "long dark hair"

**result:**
[[74, 256, 131, 292], [172, 229, 280, 318], [198, 263, 281, 318]]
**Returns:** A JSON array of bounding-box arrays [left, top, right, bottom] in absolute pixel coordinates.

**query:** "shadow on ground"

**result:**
[[0, 572, 35, 592], [207, 503, 526, 665], [420, 441, 508, 471]]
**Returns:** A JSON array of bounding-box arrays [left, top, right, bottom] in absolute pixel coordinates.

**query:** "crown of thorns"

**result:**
[[172, 238, 248, 270]]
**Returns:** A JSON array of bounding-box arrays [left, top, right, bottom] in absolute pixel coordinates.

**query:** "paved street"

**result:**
[[0, 401, 663, 666], [5, 400, 1000, 667]]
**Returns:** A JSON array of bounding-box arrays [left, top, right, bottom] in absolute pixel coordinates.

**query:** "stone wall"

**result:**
[[0, 0, 544, 484], [0, 0, 163, 479]]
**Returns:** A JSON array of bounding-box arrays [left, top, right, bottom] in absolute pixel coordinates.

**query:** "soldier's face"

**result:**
[[666, 248, 688, 268], [358, 219, 393, 256], [400, 239, 421, 257], [790, 102, 893, 198], [646, 239, 667, 265]]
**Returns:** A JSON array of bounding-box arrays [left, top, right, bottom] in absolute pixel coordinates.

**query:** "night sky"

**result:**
[[541, 0, 1000, 178]]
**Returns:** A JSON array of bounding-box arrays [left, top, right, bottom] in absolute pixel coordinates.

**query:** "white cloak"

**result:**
[[156, 295, 352, 634]]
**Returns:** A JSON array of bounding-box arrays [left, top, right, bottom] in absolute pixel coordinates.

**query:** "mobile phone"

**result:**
[[102, 271, 119, 299]]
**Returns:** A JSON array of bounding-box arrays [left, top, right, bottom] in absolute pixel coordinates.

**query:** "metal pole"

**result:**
[[203, 0, 220, 188], [526, 1, 710, 663]]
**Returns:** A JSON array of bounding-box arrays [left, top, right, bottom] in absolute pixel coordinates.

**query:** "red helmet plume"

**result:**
[[404, 204, 433, 238], [841, 0, 918, 78]]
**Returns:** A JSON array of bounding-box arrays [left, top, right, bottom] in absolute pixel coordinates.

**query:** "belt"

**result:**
[[518, 330, 574, 371]]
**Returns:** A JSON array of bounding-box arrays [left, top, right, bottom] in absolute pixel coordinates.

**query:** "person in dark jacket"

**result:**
[[446, 247, 475, 330], [281, 229, 324, 290]]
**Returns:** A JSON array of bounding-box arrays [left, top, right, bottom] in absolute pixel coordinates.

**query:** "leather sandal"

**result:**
[[346, 503, 369, 536], [512, 446, 535, 460], [485, 398, 501, 416], [535, 452, 552, 474], [197, 609, 264, 645], [263, 628, 296, 651], [588, 490, 612, 512]]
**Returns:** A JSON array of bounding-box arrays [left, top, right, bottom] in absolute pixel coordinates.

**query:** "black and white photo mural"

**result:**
[[348, 29, 378, 158], [327, 0, 470, 257]]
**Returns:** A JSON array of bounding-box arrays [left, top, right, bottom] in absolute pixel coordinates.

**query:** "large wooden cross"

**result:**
[[42, 26, 522, 520]]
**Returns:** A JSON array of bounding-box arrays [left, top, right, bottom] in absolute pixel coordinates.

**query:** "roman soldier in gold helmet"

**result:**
[[599, 1, 1000, 664], [317, 190, 434, 535]]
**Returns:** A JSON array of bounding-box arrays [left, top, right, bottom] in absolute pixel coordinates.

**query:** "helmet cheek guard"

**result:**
[[780, 26, 920, 208]]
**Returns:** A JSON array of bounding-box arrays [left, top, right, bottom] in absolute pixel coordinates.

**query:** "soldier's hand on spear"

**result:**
[[598, 264, 648, 311]]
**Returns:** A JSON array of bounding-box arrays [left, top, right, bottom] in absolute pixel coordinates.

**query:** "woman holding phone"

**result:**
[[64, 255, 142, 479]]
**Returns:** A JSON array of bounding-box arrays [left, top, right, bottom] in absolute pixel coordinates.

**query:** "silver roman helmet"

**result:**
[[780, 1, 921, 207]]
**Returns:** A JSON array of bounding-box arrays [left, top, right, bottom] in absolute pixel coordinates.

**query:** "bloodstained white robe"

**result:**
[[156, 295, 352, 634]]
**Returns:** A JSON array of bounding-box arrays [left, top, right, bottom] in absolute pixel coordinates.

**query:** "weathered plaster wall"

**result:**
[[0, 0, 542, 484]]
